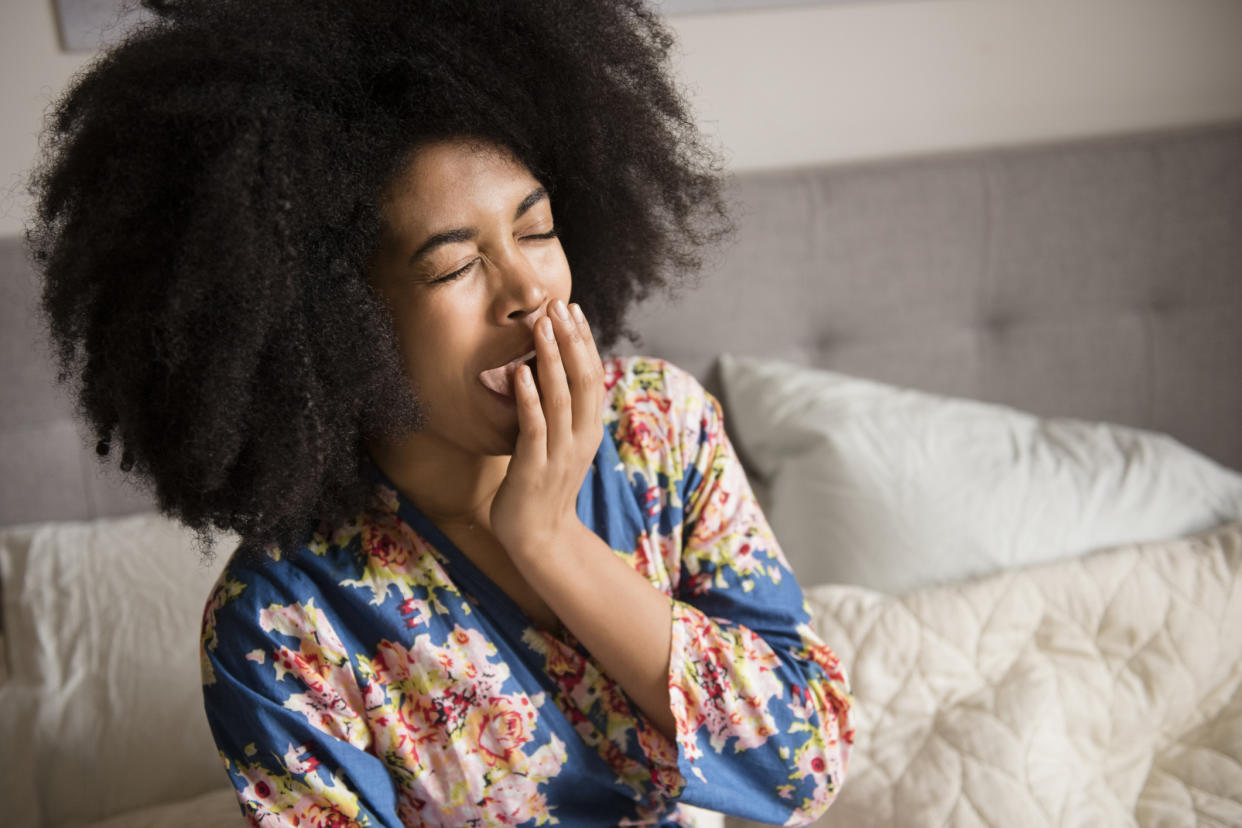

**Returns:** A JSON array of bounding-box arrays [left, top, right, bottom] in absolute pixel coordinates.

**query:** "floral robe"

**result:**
[[201, 356, 854, 827]]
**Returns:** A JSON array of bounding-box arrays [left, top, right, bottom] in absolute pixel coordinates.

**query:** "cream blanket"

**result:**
[[806, 523, 1242, 828]]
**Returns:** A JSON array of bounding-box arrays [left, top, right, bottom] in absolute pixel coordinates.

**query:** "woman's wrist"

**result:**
[[501, 516, 595, 571], [503, 516, 677, 739]]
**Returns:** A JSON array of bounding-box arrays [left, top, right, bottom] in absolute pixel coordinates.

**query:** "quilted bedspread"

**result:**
[[802, 523, 1242, 828]]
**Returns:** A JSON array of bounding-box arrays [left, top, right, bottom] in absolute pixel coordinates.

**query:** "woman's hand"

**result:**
[[487, 299, 676, 739], [490, 298, 605, 558]]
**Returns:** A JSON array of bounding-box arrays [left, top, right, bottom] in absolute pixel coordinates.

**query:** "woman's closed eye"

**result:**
[[431, 257, 480, 285], [429, 226, 559, 285], [522, 226, 559, 241]]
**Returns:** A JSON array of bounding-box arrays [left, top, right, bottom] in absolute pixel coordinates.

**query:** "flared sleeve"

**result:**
[[622, 360, 855, 825]]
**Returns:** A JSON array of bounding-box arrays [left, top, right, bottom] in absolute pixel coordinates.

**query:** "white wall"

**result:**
[[2, 0, 1241, 237], [0, 1, 94, 238], [668, 0, 1242, 170]]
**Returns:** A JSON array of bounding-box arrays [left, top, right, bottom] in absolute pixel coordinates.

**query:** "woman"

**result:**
[[30, 0, 853, 825]]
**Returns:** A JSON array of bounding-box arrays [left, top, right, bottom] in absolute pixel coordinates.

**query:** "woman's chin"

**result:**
[[477, 390, 522, 455]]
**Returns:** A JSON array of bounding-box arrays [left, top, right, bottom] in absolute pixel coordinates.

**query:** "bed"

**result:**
[[2, 121, 1240, 827]]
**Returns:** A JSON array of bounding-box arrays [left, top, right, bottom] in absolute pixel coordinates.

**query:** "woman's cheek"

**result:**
[[541, 244, 572, 290]]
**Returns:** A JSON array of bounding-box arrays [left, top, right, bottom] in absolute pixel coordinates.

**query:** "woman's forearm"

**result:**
[[507, 519, 677, 741]]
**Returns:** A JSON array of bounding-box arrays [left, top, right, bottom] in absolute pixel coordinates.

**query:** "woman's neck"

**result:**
[[367, 432, 511, 529]]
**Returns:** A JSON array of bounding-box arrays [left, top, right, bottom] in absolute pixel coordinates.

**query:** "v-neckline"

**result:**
[[391, 487, 546, 635]]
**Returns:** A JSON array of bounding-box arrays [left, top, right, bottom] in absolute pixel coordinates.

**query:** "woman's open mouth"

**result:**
[[479, 349, 537, 398]]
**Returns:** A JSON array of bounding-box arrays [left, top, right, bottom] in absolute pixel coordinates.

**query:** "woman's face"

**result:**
[[369, 138, 572, 456]]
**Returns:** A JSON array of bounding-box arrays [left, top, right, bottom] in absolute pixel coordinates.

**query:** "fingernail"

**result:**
[[519, 364, 533, 386], [553, 299, 570, 320], [570, 303, 586, 323], [539, 316, 555, 340]]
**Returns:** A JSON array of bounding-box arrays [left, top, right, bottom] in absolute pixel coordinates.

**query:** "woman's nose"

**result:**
[[516, 301, 549, 334], [493, 246, 549, 327]]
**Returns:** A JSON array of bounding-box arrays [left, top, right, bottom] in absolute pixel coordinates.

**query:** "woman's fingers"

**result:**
[[525, 299, 605, 467], [569, 303, 602, 367], [496, 301, 602, 548], [512, 361, 546, 464], [534, 313, 573, 457], [553, 301, 603, 435], [571, 303, 604, 427]]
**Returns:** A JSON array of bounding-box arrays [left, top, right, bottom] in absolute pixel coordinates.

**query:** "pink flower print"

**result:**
[[200, 575, 247, 686], [258, 601, 367, 748], [685, 571, 714, 597], [469, 695, 537, 769], [366, 526, 413, 571], [622, 408, 675, 461], [283, 743, 323, 776], [399, 596, 429, 629], [688, 484, 733, 548], [654, 533, 682, 590], [635, 723, 684, 799], [242, 766, 278, 804], [642, 485, 662, 518], [427, 682, 479, 735], [603, 358, 624, 390], [794, 744, 829, 780], [671, 603, 785, 756]]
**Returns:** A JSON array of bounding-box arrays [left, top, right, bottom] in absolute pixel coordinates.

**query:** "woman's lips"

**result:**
[[479, 349, 536, 397]]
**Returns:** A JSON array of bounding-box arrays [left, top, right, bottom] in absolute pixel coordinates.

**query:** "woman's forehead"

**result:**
[[382, 138, 542, 228], [386, 139, 533, 200]]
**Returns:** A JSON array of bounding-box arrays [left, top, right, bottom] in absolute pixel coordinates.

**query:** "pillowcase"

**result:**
[[717, 355, 1242, 593], [0, 512, 235, 828]]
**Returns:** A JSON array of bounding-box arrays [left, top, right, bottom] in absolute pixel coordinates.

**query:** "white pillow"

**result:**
[[718, 355, 1242, 593], [0, 513, 234, 828]]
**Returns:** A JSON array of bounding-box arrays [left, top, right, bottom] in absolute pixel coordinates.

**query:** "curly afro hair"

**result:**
[[28, 0, 729, 554]]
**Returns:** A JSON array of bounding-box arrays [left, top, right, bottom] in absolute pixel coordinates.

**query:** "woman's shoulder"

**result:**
[[602, 355, 725, 479], [602, 354, 713, 418], [199, 508, 419, 676], [202, 511, 378, 622]]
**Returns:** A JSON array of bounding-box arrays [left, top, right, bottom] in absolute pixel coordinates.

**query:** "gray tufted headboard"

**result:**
[[2, 122, 1240, 526], [624, 122, 1242, 472]]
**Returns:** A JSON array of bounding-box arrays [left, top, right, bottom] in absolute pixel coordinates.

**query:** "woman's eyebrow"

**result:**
[[410, 227, 476, 264], [513, 186, 548, 220], [409, 186, 549, 265]]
